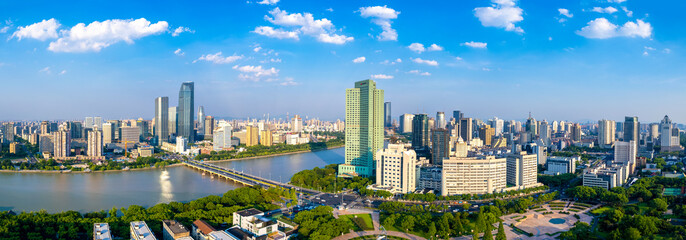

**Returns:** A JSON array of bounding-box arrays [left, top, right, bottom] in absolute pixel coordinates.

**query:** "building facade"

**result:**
[[87, 128, 103, 157], [506, 152, 538, 187], [441, 156, 507, 195], [178, 82, 195, 142], [411, 114, 430, 149], [155, 97, 169, 144], [375, 144, 417, 194]]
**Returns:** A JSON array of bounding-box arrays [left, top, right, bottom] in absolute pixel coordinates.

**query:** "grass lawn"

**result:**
[[590, 206, 614, 215], [340, 214, 374, 231]]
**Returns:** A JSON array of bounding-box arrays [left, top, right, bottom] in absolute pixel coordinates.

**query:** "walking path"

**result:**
[[332, 230, 426, 240]]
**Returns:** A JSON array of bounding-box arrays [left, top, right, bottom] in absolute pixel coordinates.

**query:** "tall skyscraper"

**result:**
[[40, 121, 50, 134], [93, 117, 103, 129], [460, 118, 473, 142], [571, 123, 582, 141], [598, 119, 616, 148], [155, 97, 169, 144], [178, 82, 195, 142], [623, 116, 639, 149], [87, 128, 103, 157], [525, 116, 537, 140], [431, 128, 449, 165], [539, 120, 550, 146], [168, 107, 177, 138], [204, 116, 215, 138], [384, 102, 392, 128], [84, 117, 94, 129], [197, 106, 205, 137], [102, 123, 114, 144], [2, 122, 14, 143], [53, 125, 71, 158], [479, 125, 495, 146], [435, 112, 446, 129], [660, 115, 680, 152], [411, 114, 430, 149], [399, 114, 414, 133], [291, 115, 303, 132], [452, 110, 463, 121], [339, 80, 384, 177]]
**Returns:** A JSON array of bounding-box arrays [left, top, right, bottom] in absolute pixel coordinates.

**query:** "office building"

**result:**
[[435, 112, 446, 129], [69, 122, 83, 139], [130, 221, 156, 240], [176, 136, 187, 153], [623, 116, 639, 149], [525, 116, 537, 139], [246, 126, 259, 146], [2, 122, 14, 143], [94, 117, 103, 129], [197, 106, 205, 137], [87, 128, 103, 157], [539, 120, 550, 146], [121, 126, 140, 144], [85, 117, 94, 129], [232, 208, 278, 237], [460, 118, 473, 142], [431, 128, 449, 165], [598, 119, 616, 148], [169, 106, 178, 137], [526, 142, 547, 166], [453, 110, 463, 121], [411, 114, 430, 149], [155, 97, 169, 143], [614, 140, 637, 171], [454, 137, 468, 157], [162, 220, 191, 240], [399, 114, 414, 133], [260, 130, 273, 146], [649, 123, 660, 141], [441, 156, 507, 195], [384, 102, 392, 128], [178, 82, 195, 142], [339, 80, 384, 177], [544, 156, 578, 175], [94, 223, 112, 240], [375, 144, 417, 194], [53, 126, 71, 158], [39, 134, 54, 154], [291, 115, 302, 132], [660, 115, 681, 152], [479, 125, 495, 146], [506, 152, 538, 187], [583, 163, 629, 189], [417, 165, 442, 192], [213, 123, 232, 151], [102, 123, 114, 144], [204, 116, 215, 138]]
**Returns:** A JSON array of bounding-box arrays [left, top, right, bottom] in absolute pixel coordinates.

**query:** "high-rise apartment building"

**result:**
[[539, 120, 550, 146], [204, 116, 215, 138], [441, 156, 507, 195], [506, 151, 538, 187], [384, 102, 392, 128], [431, 128, 449, 165], [399, 114, 414, 133], [411, 114, 430, 149], [213, 122, 232, 151], [339, 80, 384, 177], [87, 128, 103, 157], [459, 118, 473, 142], [598, 119, 616, 148], [102, 123, 114, 144], [40, 121, 50, 134], [85, 117, 94, 129], [155, 97, 169, 144], [260, 130, 273, 146], [614, 140, 636, 166], [178, 82, 195, 142], [39, 134, 54, 154], [53, 126, 71, 158], [375, 144, 417, 194], [571, 123, 582, 141], [291, 115, 302, 132], [246, 126, 259, 146]]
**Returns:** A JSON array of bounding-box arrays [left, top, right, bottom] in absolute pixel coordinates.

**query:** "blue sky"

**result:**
[[1, 0, 685, 124]]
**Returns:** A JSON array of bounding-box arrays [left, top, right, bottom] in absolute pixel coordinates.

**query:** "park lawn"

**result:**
[[590, 206, 614, 215], [381, 223, 430, 239], [340, 214, 374, 231]]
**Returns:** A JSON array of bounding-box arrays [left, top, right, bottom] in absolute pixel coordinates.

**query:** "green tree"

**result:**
[[496, 221, 506, 240], [624, 227, 641, 240], [483, 222, 493, 240], [401, 215, 416, 231], [650, 198, 668, 212], [427, 222, 437, 239]]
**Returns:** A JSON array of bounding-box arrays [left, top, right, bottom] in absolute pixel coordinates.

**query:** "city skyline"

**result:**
[[1, 0, 686, 122]]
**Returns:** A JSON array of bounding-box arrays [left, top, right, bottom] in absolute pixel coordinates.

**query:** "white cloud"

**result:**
[[558, 8, 573, 18], [607, 0, 626, 3], [663, 48, 671, 54], [194, 52, 243, 64], [256, 8, 352, 44], [353, 56, 366, 63], [548, 36, 553, 41], [39, 67, 50, 74], [461, 41, 488, 48], [428, 44, 443, 51], [591, 7, 618, 14], [233, 65, 279, 81], [326, 8, 334, 12], [258, 0, 279, 5], [171, 26, 194, 37], [359, 6, 400, 41], [253, 26, 299, 40], [59, 70, 67, 75], [408, 70, 430, 76], [253, 46, 262, 52], [455, 56, 463, 61], [0, 26, 9, 33], [408, 43, 425, 53], [474, 0, 524, 33], [380, 58, 402, 65], [644, 46, 655, 51], [11, 18, 60, 41], [576, 18, 652, 39], [411, 58, 438, 66], [371, 74, 393, 79], [281, 77, 298, 86], [174, 48, 184, 56], [621, 6, 633, 17], [48, 18, 168, 53], [482, 67, 492, 71]]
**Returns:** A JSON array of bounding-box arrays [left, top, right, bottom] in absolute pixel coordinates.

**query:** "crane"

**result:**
[[122, 138, 135, 158]]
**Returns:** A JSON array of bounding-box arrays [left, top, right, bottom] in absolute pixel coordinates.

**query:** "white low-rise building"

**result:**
[[441, 156, 507, 195], [544, 156, 579, 175]]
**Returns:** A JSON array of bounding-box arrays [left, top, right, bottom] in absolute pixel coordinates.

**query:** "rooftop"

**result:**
[[130, 221, 156, 240], [193, 219, 217, 235], [163, 219, 190, 235], [209, 230, 239, 240], [94, 223, 112, 240], [236, 208, 263, 217], [226, 227, 252, 240]]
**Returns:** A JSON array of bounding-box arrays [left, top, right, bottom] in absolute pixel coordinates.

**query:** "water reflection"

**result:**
[[159, 170, 173, 203]]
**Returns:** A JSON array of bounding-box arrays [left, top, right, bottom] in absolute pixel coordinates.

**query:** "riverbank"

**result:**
[[204, 144, 344, 163]]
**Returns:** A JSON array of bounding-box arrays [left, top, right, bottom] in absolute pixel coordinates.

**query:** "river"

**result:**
[[0, 147, 344, 213]]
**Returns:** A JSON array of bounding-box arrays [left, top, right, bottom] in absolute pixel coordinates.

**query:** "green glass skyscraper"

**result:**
[[338, 80, 384, 177]]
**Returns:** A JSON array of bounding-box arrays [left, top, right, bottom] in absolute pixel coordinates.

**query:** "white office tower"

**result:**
[[491, 117, 504, 136], [399, 114, 414, 133], [87, 128, 103, 157], [544, 156, 578, 175], [291, 115, 303, 132], [660, 115, 681, 152], [176, 136, 187, 153], [213, 122, 233, 151], [375, 144, 418, 194], [85, 117, 94, 129], [102, 123, 114, 144], [454, 137, 468, 157], [94, 117, 103, 129], [441, 156, 507, 195], [539, 120, 550, 146], [614, 140, 637, 174], [506, 152, 538, 187], [598, 119, 616, 148]]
